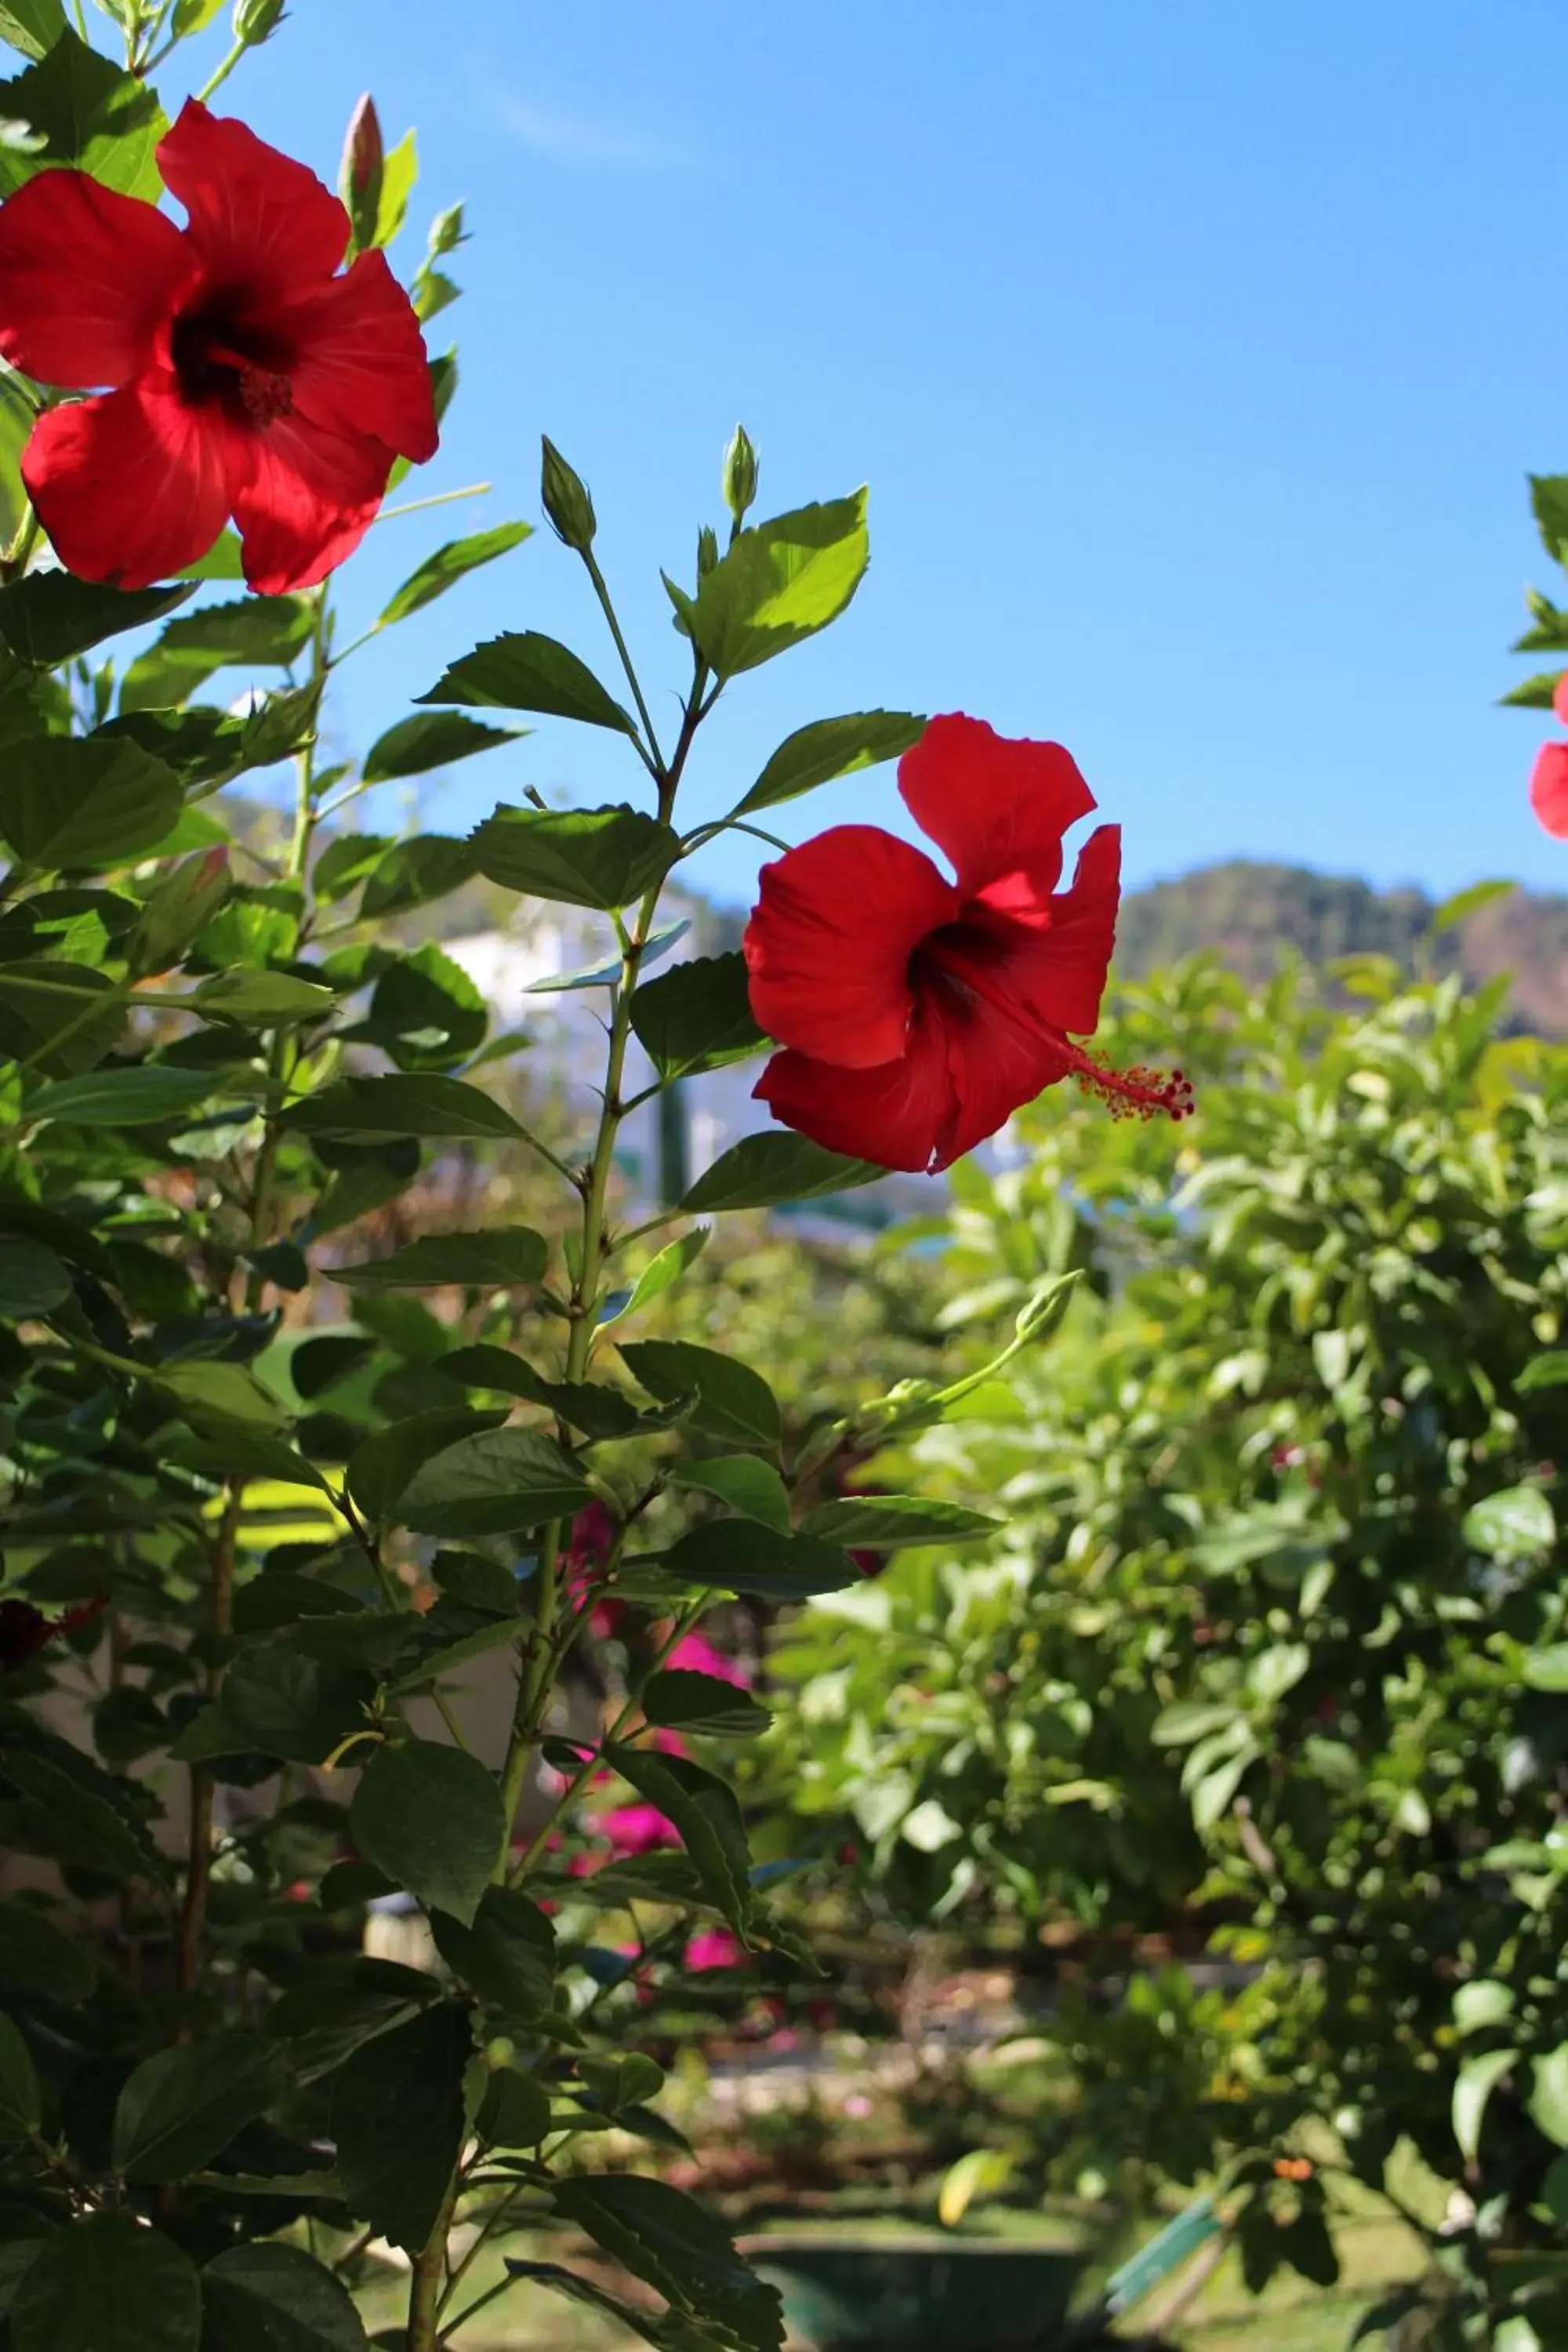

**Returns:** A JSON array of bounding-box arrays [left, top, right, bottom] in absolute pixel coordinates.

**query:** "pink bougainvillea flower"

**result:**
[[685, 1926, 745, 1972], [1532, 742, 1568, 838], [743, 715, 1193, 1174], [666, 1631, 750, 1689], [0, 101, 437, 592], [599, 1802, 679, 1858]]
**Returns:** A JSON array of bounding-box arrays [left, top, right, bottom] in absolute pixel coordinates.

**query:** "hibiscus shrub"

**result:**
[[0, 9, 1185, 2350], [761, 950, 1568, 2343]]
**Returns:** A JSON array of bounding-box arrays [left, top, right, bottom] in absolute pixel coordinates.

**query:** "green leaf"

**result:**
[[630, 953, 768, 1079], [372, 124, 416, 247], [0, 1895, 95, 2002], [0, 575, 191, 664], [200, 2243, 369, 2352], [397, 1425, 594, 1537], [112, 2031, 288, 2183], [29, 1064, 219, 1127], [679, 1131, 884, 1214], [285, 1074, 526, 1144], [119, 594, 314, 713], [1519, 1352, 1568, 1394], [1523, 1644, 1568, 1693], [0, 28, 166, 201], [1454, 2045, 1517, 2162], [361, 710, 516, 785], [671, 1454, 791, 1532], [331, 2005, 470, 2256], [615, 1225, 710, 1319], [604, 1744, 753, 1933], [379, 523, 532, 626], [362, 942, 485, 1072], [12, 2216, 200, 2352], [0, 737, 180, 869], [470, 802, 678, 911], [732, 710, 925, 817], [690, 491, 869, 680], [175, 1646, 370, 1766], [1454, 1980, 1515, 2034], [1500, 670, 1563, 711], [0, 1234, 70, 1316], [1431, 879, 1515, 934], [1530, 2045, 1568, 2148], [0, 2011, 40, 2138], [349, 1740, 504, 1926], [437, 1346, 650, 1440], [0, 0, 64, 63], [800, 1496, 1003, 1550], [0, 960, 121, 1073], [430, 1885, 555, 2016], [1463, 1486, 1555, 1562], [620, 1339, 779, 1446], [193, 971, 334, 1026], [477, 2067, 551, 2149], [550, 2173, 783, 2352], [151, 1358, 290, 1434], [336, 1229, 546, 1291], [655, 1521, 860, 1601], [346, 1407, 504, 1524], [419, 630, 637, 734], [1530, 474, 1568, 564], [358, 833, 476, 918], [642, 1669, 772, 1738]]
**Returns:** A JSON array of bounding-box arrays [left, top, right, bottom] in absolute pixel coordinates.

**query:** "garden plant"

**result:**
[[0, 5, 1195, 2349]]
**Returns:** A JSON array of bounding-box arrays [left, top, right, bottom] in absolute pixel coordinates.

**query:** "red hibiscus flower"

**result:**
[[0, 1594, 106, 1673], [1532, 677, 1568, 839], [743, 715, 1192, 1174], [0, 100, 437, 593]]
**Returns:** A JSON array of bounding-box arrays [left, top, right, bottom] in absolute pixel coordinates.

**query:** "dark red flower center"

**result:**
[[910, 908, 1194, 1123], [171, 289, 294, 425]]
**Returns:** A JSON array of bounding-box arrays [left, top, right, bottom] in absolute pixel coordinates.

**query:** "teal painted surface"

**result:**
[[746, 2239, 1084, 2352]]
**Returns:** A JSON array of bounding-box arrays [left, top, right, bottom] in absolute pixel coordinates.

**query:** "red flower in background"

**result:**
[[0, 101, 437, 592], [0, 1595, 105, 1673], [744, 715, 1192, 1174], [1531, 677, 1568, 839]]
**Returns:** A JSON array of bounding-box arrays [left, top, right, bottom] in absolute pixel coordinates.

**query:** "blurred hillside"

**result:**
[[1112, 860, 1568, 1036]]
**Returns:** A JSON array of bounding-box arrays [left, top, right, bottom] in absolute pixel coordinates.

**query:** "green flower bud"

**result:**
[[233, 0, 286, 45], [540, 436, 596, 553], [696, 523, 719, 577], [723, 423, 758, 524], [339, 93, 384, 255], [128, 848, 230, 979]]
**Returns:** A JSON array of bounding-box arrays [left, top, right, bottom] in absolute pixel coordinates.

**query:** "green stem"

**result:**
[[4, 499, 41, 579], [376, 480, 493, 525], [405, 2179, 457, 2352], [436, 2184, 524, 2318], [582, 546, 664, 775], [196, 38, 247, 102], [507, 1595, 706, 1885]]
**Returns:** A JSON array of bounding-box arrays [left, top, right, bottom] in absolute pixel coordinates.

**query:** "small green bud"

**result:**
[[696, 523, 719, 577], [723, 423, 758, 524], [128, 848, 229, 978], [339, 94, 384, 254], [540, 436, 596, 553], [1014, 1268, 1081, 1343], [233, 0, 285, 45]]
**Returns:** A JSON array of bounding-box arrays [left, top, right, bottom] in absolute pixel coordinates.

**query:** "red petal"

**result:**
[[24, 387, 237, 588], [1533, 742, 1568, 839], [231, 409, 392, 593], [941, 996, 1073, 1165], [158, 100, 349, 288], [744, 825, 958, 1071], [753, 1014, 956, 1172], [898, 713, 1095, 901], [1555, 677, 1568, 728], [0, 171, 189, 388], [978, 821, 1122, 1036], [281, 249, 437, 463]]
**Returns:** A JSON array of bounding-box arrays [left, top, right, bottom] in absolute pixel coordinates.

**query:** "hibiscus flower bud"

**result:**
[[128, 847, 230, 978], [697, 523, 719, 577], [723, 423, 758, 524], [339, 93, 385, 256], [540, 436, 597, 553], [234, 0, 285, 44]]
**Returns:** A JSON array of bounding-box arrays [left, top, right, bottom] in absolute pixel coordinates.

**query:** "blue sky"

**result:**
[[172, 0, 1568, 913]]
